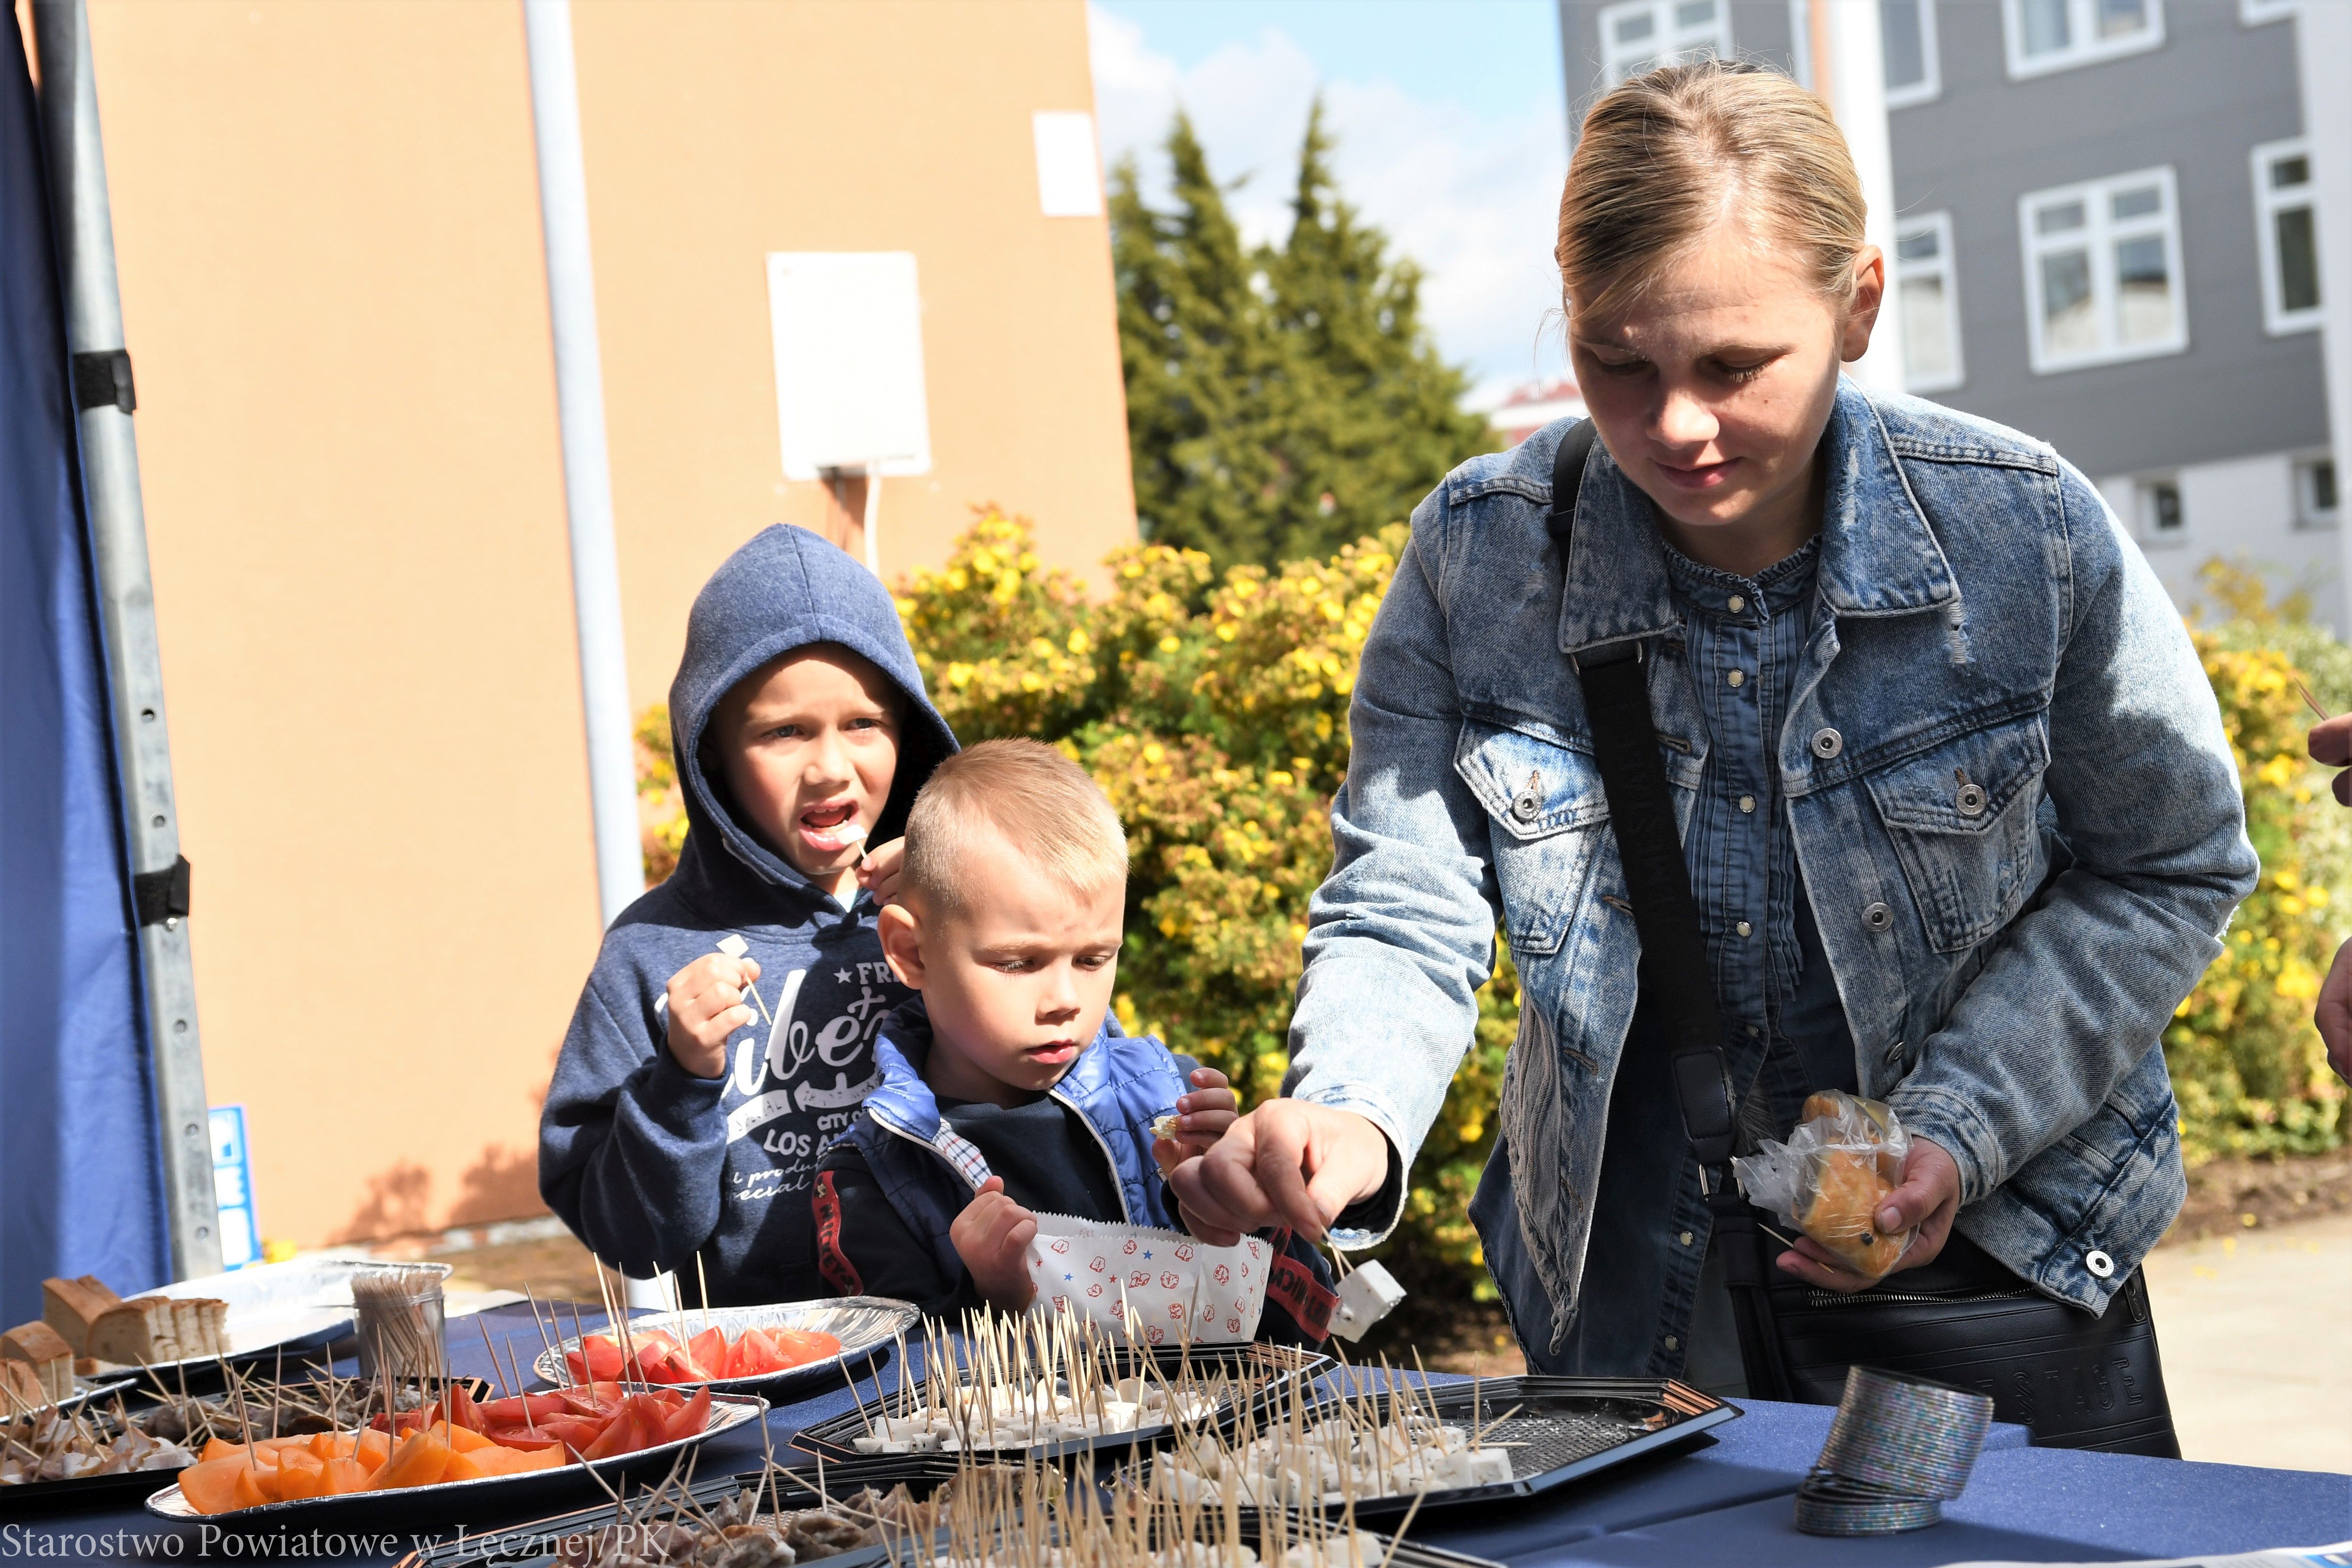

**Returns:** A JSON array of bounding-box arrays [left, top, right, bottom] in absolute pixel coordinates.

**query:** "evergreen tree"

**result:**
[[1112, 102, 1493, 570]]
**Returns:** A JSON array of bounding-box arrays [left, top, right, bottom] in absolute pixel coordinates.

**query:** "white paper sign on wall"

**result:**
[[1033, 111, 1103, 218], [766, 252, 932, 483]]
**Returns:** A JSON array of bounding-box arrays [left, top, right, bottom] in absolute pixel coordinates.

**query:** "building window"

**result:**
[[1598, 0, 1731, 84], [2019, 167, 2188, 373], [2239, 0, 2294, 23], [1894, 213, 1964, 393], [2298, 456, 2340, 530], [1883, 0, 1941, 107], [2138, 476, 2184, 543], [2253, 138, 2322, 336], [2002, 0, 2163, 79]]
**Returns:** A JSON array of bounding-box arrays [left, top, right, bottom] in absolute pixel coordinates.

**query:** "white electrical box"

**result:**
[[766, 251, 932, 482], [1033, 111, 1104, 217]]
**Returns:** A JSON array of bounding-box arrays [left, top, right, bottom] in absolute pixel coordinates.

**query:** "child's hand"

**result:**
[[855, 837, 907, 907], [951, 1177, 1038, 1311], [1152, 1067, 1239, 1179], [664, 953, 760, 1079]]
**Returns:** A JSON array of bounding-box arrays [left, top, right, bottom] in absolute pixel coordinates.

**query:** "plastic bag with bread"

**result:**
[[1730, 1090, 1915, 1281]]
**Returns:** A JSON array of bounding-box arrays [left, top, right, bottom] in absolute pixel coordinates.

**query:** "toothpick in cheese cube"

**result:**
[[1327, 1257, 1405, 1342]]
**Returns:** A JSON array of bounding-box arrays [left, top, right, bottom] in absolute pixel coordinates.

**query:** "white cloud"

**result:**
[[1086, 5, 1570, 401]]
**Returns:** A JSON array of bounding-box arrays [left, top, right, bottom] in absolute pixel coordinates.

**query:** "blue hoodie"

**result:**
[[538, 525, 956, 1306]]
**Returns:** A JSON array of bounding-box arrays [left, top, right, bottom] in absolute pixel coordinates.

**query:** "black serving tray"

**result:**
[[397, 1457, 1506, 1568], [1144, 1373, 1738, 1522], [791, 1342, 1330, 1464]]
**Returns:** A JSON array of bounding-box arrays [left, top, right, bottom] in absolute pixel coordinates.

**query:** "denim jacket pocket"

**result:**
[[1455, 719, 1609, 956], [1862, 712, 2051, 953]]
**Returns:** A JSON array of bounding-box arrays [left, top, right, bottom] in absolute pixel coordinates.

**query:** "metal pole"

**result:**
[[522, 0, 643, 932], [29, 0, 223, 1281]]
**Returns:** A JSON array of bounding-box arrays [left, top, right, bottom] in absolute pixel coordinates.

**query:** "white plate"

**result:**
[[141, 1390, 767, 1522], [84, 1256, 369, 1377], [530, 1296, 918, 1394]]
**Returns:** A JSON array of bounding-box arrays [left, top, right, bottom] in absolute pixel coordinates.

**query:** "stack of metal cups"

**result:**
[[1794, 1366, 1997, 1535]]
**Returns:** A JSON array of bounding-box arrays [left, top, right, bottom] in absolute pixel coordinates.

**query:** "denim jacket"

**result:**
[[1289, 382, 2257, 1339]]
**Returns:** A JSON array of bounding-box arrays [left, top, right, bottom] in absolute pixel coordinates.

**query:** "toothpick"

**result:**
[[2295, 677, 2331, 721], [695, 1253, 714, 1340]]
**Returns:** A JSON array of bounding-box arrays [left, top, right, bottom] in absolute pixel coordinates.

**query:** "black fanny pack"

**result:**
[[1547, 420, 2178, 1457]]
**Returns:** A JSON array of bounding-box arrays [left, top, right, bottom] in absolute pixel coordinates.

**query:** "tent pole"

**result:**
[[522, 0, 644, 934], [29, 0, 222, 1281]]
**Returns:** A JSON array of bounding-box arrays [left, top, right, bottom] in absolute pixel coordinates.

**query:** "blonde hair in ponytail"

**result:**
[[1557, 58, 1867, 322]]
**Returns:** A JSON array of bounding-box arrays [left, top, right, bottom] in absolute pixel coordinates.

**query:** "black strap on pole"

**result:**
[[1546, 421, 1792, 1396]]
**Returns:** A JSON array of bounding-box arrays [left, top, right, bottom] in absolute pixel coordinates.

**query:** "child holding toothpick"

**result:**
[[540, 526, 958, 1307]]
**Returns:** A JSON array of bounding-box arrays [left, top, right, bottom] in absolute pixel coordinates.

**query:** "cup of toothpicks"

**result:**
[[351, 1263, 453, 1389]]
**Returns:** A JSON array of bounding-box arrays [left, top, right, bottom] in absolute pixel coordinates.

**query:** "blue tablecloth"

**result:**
[[5, 1301, 2344, 1565]]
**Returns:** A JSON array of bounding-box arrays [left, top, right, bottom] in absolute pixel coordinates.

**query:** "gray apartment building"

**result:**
[[1555, 0, 2342, 631]]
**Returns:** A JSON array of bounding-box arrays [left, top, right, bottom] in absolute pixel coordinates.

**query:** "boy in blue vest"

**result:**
[[811, 740, 1334, 1342], [539, 525, 957, 1306]]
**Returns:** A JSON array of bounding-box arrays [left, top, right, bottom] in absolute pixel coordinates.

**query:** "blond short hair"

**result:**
[[1557, 59, 1867, 322], [901, 739, 1127, 915]]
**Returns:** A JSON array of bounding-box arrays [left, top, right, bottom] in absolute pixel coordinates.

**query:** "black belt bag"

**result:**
[[1547, 420, 2179, 1458]]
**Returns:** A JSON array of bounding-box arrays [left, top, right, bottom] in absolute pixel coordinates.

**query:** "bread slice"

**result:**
[[41, 1277, 118, 1357], [169, 1299, 203, 1359], [0, 1359, 44, 1415], [74, 1275, 123, 1310], [193, 1299, 230, 1357], [86, 1297, 177, 1366], [1, 1322, 74, 1405]]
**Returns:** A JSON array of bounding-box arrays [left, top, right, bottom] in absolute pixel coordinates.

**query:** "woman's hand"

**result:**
[[1152, 1068, 1239, 1179], [2311, 712, 2351, 807], [1773, 1136, 1961, 1293], [951, 1176, 1039, 1311], [1166, 1101, 1389, 1246]]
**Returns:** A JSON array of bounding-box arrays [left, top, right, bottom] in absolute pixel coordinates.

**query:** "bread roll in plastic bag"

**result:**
[[1731, 1091, 1916, 1281]]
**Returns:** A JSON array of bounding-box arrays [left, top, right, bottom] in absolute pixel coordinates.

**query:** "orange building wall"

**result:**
[[572, 0, 1137, 707], [77, 0, 1134, 1251]]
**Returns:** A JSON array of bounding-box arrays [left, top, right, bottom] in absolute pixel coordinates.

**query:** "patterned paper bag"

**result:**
[[1023, 1213, 1268, 1344]]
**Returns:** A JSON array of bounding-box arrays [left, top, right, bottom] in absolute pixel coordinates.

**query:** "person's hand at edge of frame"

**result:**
[[2320, 940, 2352, 1085], [2312, 712, 2351, 807], [1772, 1136, 1961, 1293], [1165, 1100, 1389, 1247]]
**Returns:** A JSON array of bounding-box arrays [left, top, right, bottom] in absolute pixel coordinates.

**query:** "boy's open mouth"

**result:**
[[797, 799, 865, 854]]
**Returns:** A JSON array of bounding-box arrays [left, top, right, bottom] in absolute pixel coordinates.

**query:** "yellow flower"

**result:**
[[1158, 635, 1182, 654], [1067, 629, 1091, 655]]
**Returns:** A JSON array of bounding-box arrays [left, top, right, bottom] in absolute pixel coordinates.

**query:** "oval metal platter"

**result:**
[[530, 1297, 919, 1397], [142, 1391, 767, 1527]]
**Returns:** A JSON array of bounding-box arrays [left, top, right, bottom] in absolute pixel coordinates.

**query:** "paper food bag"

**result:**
[[1024, 1214, 1268, 1345]]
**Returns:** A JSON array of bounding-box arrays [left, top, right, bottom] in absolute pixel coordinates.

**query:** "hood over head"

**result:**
[[666, 525, 956, 906]]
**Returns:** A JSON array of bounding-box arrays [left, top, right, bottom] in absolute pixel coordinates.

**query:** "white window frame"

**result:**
[[2239, 0, 2295, 25], [1882, 0, 1944, 108], [2296, 454, 2339, 530], [2135, 475, 2185, 546], [2252, 137, 2322, 336], [1893, 212, 1965, 393], [2001, 0, 2165, 80], [1597, 0, 1732, 85], [2018, 166, 2189, 374]]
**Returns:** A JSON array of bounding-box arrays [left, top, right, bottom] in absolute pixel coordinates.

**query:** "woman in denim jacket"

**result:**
[[1171, 62, 2256, 1396]]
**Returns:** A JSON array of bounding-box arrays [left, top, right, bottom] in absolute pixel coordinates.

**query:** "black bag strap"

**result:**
[[1546, 420, 1793, 1396], [1545, 422, 1739, 1167]]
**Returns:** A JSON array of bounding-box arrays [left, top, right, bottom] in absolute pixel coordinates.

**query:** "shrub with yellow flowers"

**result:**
[[2164, 627, 2348, 1160]]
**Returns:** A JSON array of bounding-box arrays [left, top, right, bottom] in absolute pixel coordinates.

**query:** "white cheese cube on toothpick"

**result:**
[[1327, 1259, 1405, 1342]]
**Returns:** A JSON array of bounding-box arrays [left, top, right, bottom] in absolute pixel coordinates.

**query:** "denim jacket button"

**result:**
[[1957, 781, 1988, 816], [1811, 727, 1843, 759], [1884, 1040, 1905, 1067], [1863, 901, 1893, 931], [2086, 1249, 2116, 1279]]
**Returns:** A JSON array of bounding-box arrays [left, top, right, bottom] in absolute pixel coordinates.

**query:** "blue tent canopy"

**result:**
[[0, 16, 170, 1323]]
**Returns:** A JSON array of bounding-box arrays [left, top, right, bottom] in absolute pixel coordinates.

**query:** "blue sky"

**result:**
[[1087, 1, 1572, 402]]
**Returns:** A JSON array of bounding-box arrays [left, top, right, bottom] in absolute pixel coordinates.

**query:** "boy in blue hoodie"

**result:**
[[812, 740, 1335, 1343], [539, 525, 956, 1306]]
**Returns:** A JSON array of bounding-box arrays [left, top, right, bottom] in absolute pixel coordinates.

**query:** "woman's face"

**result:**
[[1568, 223, 1882, 556]]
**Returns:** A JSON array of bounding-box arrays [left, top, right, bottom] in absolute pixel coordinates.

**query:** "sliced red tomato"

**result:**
[[658, 1388, 712, 1445], [479, 1426, 567, 1452], [479, 1392, 573, 1428], [688, 1327, 728, 1376], [576, 1405, 648, 1461], [436, 1380, 486, 1433], [564, 1335, 626, 1383], [768, 1329, 843, 1366], [732, 1327, 788, 1376]]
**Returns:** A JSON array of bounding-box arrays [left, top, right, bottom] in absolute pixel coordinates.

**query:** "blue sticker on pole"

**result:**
[[210, 1106, 262, 1270]]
